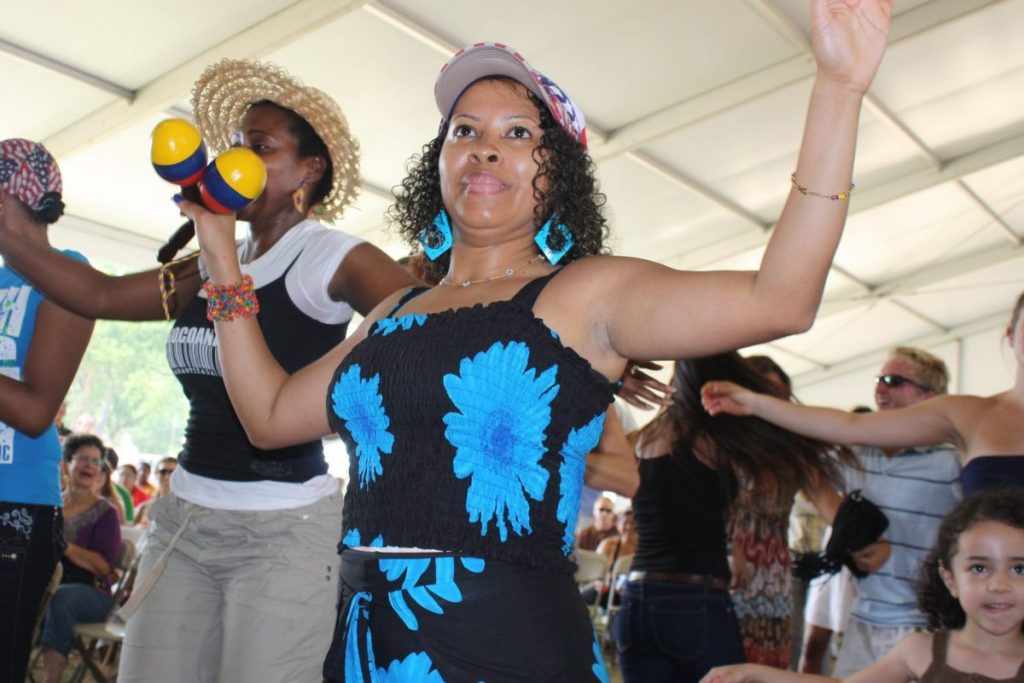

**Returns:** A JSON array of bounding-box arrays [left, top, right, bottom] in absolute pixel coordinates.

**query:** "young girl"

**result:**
[[700, 488, 1024, 683]]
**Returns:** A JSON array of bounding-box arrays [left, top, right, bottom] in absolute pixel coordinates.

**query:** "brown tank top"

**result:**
[[919, 631, 1024, 683]]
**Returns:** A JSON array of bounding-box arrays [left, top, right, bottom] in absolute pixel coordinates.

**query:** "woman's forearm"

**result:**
[[64, 542, 112, 577], [0, 230, 197, 320]]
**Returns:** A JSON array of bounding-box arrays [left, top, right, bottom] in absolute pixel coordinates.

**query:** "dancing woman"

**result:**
[[0, 139, 93, 683], [182, 2, 893, 679], [0, 63, 417, 683], [618, 354, 846, 681]]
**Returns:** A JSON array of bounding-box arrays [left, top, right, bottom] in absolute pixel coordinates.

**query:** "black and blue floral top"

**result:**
[[328, 271, 617, 574]]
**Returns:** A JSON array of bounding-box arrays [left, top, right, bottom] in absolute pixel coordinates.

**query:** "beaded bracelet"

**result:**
[[790, 173, 854, 201], [158, 252, 201, 321], [202, 275, 259, 322]]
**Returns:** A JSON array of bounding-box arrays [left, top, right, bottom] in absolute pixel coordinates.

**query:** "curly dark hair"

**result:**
[[62, 433, 107, 463], [386, 78, 608, 281], [918, 488, 1024, 632], [636, 353, 850, 505]]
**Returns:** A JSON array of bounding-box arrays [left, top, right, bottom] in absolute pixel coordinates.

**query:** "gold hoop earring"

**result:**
[[292, 187, 306, 214]]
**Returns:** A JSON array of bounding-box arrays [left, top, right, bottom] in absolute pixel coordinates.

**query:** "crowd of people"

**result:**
[[5, 1, 1024, 681]]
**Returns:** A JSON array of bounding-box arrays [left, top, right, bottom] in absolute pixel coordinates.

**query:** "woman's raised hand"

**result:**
[[173, 196, 242, 285], [700, 380, 759, 417], [811, 0, 894, 94]]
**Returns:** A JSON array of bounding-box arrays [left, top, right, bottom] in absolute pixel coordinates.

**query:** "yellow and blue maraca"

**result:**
[[151, 119, 207, 187], [198, 147, 267, 214], [151, 118, 266, 213]]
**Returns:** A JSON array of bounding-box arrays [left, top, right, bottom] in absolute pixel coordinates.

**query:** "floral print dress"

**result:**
[[324, 273, 616, 682]]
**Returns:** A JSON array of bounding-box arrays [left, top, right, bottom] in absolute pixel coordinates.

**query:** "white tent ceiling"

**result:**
[[3, 0, 1023, 391]]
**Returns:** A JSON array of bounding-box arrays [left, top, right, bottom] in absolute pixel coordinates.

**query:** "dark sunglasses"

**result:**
[[875, 374, 929, 391], [157, 468, 175, 476]]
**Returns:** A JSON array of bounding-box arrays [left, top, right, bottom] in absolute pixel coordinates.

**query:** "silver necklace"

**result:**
[[439, 254, 545, 287]]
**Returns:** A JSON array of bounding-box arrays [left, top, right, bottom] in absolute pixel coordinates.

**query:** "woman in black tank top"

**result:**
[[619, 354, 844, 682], [182, 10, 892, 682]]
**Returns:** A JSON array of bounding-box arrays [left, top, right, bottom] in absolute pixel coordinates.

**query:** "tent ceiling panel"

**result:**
[[0, 0, 1022, 389]]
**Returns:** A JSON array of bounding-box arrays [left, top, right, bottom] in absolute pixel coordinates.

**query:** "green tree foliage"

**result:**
[[66, 319, 188, 456]]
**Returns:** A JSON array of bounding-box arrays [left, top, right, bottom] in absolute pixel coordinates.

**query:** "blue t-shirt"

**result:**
[[0, 249, 89, 506]]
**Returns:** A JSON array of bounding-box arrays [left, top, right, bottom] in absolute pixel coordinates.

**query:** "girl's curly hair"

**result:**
[[386, 78, 608, 281], [918, 488, 1024, 631]]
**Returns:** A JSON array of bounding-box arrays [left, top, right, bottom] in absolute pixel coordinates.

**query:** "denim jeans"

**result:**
[[614, 579, 746, 682], [40, 583, 113, 656], [0, 503, 64, 683]]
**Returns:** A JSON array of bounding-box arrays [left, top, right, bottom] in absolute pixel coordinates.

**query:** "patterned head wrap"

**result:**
[[435, 43, 588, 149], [0, 138, 62, 211]]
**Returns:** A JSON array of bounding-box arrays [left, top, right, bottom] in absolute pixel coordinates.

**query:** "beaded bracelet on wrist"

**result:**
[[790, 172, 854, 201], [202, 274, 259, 322]]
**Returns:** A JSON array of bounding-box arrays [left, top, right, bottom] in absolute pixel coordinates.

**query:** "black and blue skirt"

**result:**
[[324, 549, 609, 682]]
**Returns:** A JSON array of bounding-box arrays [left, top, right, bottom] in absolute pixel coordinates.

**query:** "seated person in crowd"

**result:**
[[136, 461, 156, 499], [104, 447, 134, 523], [116, 463, 149, 509], [40, 434, 122, 683], [134, 457, 177, 526], [597, 508, 637, 562], [582, 509, 638, 608], [576, 495, 620, 551], [93, 456, 126, 524]]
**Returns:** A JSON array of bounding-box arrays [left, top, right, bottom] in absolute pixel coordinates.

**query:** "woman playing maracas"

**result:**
[[0, 61, 417, 682]]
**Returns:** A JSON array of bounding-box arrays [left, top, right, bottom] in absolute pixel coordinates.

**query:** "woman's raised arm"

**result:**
[[0, 230, 201, 321], [701, 380, 960, 453], [586, 0, 893, 365]]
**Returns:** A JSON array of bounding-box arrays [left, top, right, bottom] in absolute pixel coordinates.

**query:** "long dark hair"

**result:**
[[387, 78, 608, 281], [918, 488, 1024, 631], [637, 353, 845, 504]]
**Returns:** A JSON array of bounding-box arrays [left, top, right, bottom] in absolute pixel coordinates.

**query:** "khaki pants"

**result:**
[[118, 490, 342, 683]]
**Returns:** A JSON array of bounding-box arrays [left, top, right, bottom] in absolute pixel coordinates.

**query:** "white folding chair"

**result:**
[[597, 553, 634, 646], [25, 562, 63, 683], [574, 549, 612, 620], [574, 549, 610, 584], [67, 539, 140, 683]]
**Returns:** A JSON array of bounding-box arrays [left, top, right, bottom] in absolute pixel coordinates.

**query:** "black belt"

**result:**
[[627, 570, 729, 592]]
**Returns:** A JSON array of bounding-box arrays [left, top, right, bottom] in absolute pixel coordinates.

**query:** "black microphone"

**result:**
[[156, 185, 200, 264]]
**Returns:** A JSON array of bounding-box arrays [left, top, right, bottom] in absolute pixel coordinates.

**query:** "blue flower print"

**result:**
[[344, 592, 374, 683], [331, 364, 394, 488], [375, 651, 445, 682], [373, 313, 427, 337], [556, 412, 607, 555], [592, 633, 610, 682], [378, 556, 485, 631], [342, 528, 384, 548], [443, 341, 558, 541]]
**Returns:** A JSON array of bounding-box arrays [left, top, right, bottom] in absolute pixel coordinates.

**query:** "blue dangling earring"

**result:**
[[534, 215, 574, 265], [418, 210, 453, 260]]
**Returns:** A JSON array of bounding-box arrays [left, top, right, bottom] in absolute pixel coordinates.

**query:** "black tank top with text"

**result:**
[[168, 259, 348, 482]]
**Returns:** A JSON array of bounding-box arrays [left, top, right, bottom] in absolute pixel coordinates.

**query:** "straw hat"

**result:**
[[190, 59, 359, 222]]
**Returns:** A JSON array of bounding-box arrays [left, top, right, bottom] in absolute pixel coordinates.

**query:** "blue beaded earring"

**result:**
[[534, 216, 574, 265], [418, 209, 453, 260]]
